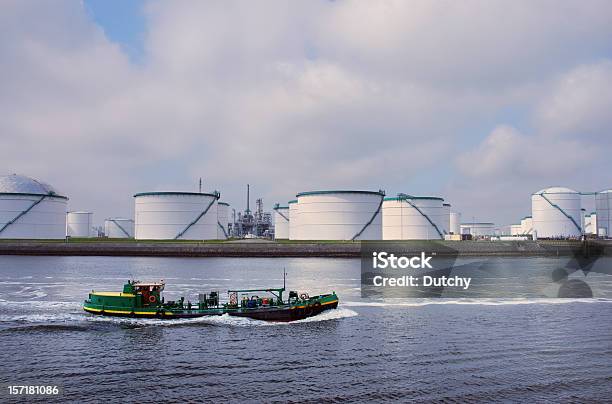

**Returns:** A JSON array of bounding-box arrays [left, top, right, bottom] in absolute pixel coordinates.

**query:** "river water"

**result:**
[[1, 255, 611, 402]]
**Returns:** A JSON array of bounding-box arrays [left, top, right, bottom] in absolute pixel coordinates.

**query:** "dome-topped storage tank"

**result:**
[[217, 202, 230, 239], [295, 190, 384, 240], [67, 211, 93, 238], [134, 191, 220, 240], [0, 174, 68, 239], [273, 204, 289, 239], [532, 187, 582, 238], [596, 190, 612, 238], [104, 218, 134, 238], [288, 200, 299, 240], [382, 194, 447, 240]]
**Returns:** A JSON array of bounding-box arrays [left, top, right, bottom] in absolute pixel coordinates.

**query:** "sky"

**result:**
[[1, 0, 611, 227]]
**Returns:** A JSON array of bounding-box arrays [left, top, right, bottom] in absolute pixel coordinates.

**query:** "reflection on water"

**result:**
[[0, 255, 611, 402]]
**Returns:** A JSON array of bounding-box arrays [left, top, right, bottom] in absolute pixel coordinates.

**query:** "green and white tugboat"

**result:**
[[83, 276, 339, 322]]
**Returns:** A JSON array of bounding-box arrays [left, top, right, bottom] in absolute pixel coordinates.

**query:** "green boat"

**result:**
[[83, 278, 339, 322]]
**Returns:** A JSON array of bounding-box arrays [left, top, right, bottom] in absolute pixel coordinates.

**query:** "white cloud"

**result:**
[[0, 0, 611, 225], [535, 61, 612, 140]]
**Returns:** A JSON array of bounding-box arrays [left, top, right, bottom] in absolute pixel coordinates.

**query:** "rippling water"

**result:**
[[1, 256, 611, 402]]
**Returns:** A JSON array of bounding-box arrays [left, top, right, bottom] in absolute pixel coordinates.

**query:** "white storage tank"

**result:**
[[596, 190, 612, 238], [532, 187, 582, 238], [67, 211, 93, 238], [460, 223, 495, 237], [295, 190, 384, 240], [0, 174, 68, 239], [273, 204, 290, 239], [442, 203, 451, 234], [520, 216, 533, 235], [288, 200, 299, 240], [134, 191, 220, 240], [588, 213, 597, 236], [382, 194, 447, 240], [104, 218, 134, 238], [450, 212, 461, 235], [217, 202, 230, 239]]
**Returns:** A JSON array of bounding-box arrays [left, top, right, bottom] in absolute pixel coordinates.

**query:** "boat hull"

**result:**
[[229, 299, 338, 322], [82, 306, 225, 319]]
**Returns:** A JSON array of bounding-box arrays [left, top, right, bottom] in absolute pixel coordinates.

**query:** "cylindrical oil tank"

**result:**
[[596, 190, 612, 238], [520, 216, 533, 235], [295, 190, 384, 240], [67, 211, 93, 238], [382, 195, 446, 240], [273, 204, 289, 239], [134, 191, 220, 240], [0, 174, 68, 239], [442, 203, 451, 234], [104, 218, 134, 238], [217, 202, 229, 239], [450, 212, 461, 235], [288, 200, 299, 240], [583, 214, 592, 235], [587, 212, 597, 235], [532, 187, 582, 238], [460, 223, 495, 237]]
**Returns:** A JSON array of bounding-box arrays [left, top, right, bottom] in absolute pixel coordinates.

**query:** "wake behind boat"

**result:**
[[83, 277, 338, 322]]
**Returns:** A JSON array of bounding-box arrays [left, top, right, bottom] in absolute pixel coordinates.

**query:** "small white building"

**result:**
[[460, 222, 495, 237]]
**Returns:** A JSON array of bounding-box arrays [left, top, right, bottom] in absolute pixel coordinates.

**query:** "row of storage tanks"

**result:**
[[504, 187, 612, 238], [274, 186, 612, 240], [274, 190, 466, 241], [2, 174, 612, 241], [0, 174, 232, 240], [65, 193, 233, 240]]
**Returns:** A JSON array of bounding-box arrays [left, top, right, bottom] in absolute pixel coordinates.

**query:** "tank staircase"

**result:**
[[399, 194, 444, 239], [174, 192, 220, 240], [538, 193, 582, 234], [0, 194, 47, 236], [275, 209, 289, 222], [108, 219, 131, 238], [351, 192, 385, 241]]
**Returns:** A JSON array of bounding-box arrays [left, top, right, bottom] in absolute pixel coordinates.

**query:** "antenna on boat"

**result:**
[[283, 268, 286, 291]]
